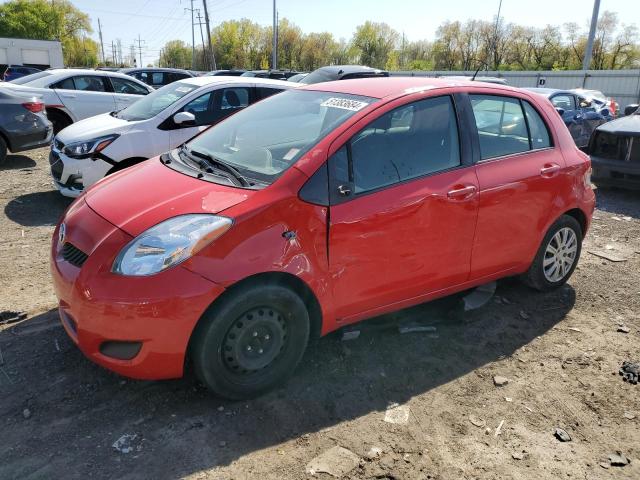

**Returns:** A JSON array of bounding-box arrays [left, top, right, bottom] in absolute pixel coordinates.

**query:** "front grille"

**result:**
[[591, 132, 640, 163], [62, 243, 88, 268]]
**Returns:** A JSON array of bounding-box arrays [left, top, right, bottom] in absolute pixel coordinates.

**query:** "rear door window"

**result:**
[[110, 76, 149, 95], [50, 77, 75, 90], [256, 87, 284, 100], [470, 95, 530, 159], [71, 76, 108, 92]]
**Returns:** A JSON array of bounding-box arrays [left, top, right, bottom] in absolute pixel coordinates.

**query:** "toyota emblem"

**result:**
[[59, 223, 66, 244]]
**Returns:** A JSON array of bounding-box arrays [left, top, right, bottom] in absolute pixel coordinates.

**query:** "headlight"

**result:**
[[63, 134, 119, 159], [112, 214, 232, 276]]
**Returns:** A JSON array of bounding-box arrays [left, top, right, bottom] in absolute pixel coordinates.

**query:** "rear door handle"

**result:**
[[540, 163, 561, 177], [60, 94, 76, 98], [447, 185, 477, 200]]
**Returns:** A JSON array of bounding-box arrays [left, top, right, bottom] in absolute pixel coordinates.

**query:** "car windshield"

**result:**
[[115, 81, 200, 121], [10, 71, 52, 85], [185, 89, 376, 185]]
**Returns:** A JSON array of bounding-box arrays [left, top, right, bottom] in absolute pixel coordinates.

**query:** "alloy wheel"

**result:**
[[543, 227, 578, 283]]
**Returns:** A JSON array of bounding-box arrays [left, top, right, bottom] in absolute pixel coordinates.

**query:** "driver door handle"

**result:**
[[447, 185, 477, 200]]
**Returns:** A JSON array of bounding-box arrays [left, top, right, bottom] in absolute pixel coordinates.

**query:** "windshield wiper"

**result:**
[[188, 148, 251, 187]]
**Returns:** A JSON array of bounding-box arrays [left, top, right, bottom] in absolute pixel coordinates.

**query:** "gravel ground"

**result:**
[[1, 148, 640, 480]]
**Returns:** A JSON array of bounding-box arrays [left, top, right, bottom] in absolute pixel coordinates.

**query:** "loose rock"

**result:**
[[383, 403, 410, 424], [617, 325, 630, 334], [608, 452, 630, 467], [22, 408, 31, 419], [493, 376, 509, 387], [364, 446, 382, 461], [512, 452, 525, 460], [469, 415, 486, 428], [623, 411, 636, 420], [306, 446, 360, 477], [554, 428, 571, 442]]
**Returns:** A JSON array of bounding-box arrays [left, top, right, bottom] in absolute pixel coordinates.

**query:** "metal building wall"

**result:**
[[390, 69, 640, 108]]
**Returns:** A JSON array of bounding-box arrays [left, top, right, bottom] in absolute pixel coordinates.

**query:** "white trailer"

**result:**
[[0, 37, 64, 71]]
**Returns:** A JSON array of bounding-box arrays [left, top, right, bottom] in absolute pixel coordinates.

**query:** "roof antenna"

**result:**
[[471, 58, 489, 81]]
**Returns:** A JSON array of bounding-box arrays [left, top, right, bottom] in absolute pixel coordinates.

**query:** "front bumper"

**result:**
[[49, 145, 113, 198], [591, 155, 640, 190], [51, 200, 225, 379]]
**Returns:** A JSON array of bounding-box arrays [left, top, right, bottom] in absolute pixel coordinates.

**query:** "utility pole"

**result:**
[[111, 40, 116, 65], [202, 0, 216, 70], [185, 0, 196, 70], [271, 0, 277, 69], [97, 18, 106, 65], [583, 0, 600, 70], [196, 10, 208, 71], [135, 35, 145, 68], [492, 0, 503, 71]]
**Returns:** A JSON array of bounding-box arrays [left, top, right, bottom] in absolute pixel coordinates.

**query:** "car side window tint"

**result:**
[[256, 87, 283, 100], [551, 95, 575, 110], [51, 77, 75, 89], [72, 76, 107, 92], [182, 92, 213, 126], [151, 72, 164, 86], [470, 95, 529, 160], [211, 87, 250, 123], [110, 77, 149, 95], [522, 101, 551, 149], [351, 96, 461, 194]]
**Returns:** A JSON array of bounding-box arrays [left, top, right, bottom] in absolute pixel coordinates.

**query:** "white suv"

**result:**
[[49, 76, 296, 197]]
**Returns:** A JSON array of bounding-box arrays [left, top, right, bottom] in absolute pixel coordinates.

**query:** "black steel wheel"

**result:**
[[191, 283, 310, 399]]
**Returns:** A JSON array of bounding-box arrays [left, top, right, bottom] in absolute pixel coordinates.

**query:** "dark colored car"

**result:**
[[205, 70, 246, 76], [588, 108, 640, 189], [524, 88, 608, 149], [0, 90, 53, 164], [571, 88, 618, 120], [2, 65, 42, 82], [120, 68, 194, 88], [240, 70, 302, 80], [300, 65, 389, 84]]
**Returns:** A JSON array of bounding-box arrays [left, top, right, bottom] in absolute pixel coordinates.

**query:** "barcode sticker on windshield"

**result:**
[[283, 148, 300, 161], [320, 98, 369, 111], [175, 86, 194, 93]]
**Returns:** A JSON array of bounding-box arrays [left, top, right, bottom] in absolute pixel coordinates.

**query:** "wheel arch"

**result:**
[[562, 207, 587, 235], [45, 107, 73, 132]]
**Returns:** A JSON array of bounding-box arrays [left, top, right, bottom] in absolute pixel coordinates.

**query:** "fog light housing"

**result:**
[[99, 341, 142, 360]]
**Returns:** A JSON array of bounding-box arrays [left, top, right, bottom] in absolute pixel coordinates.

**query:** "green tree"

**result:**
[[351, 21, 399, 68], [159, 40, 191, 69]]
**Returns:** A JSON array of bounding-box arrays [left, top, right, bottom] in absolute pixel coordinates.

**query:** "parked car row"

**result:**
[[50, 76, 295, 196], [48, 75, 595, 399]]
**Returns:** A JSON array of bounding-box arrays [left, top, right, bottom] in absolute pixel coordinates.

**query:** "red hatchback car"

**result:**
[[51, 78, 595, 399]]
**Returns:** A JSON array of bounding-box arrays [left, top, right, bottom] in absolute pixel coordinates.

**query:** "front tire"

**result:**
[[191, 284, 310, 399], [522, 215, 583, 291]]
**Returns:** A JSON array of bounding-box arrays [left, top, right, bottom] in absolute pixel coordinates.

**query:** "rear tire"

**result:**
[[47, 109, 72, 134], [0, 136, 6, 166], [191, 284, 310, 399], [522, 215, 582, 291]]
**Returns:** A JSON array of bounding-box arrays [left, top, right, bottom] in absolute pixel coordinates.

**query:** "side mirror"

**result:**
[[624, 104, 639, 116], [555, 107, 565, 116], [173, 111, 196, 125]]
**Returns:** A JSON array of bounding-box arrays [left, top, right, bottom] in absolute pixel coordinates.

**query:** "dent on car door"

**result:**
[[468, 94, 566, 279], [327, 95, 479, 321]]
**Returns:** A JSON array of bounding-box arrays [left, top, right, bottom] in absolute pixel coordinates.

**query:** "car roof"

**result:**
[[300, 76, 524, 100], [45, 68, 139, 80], [315, 65, 387, 74], [120, 67, 193, 75], [522, 87, 574, 97], [173, 75, 299, 88]]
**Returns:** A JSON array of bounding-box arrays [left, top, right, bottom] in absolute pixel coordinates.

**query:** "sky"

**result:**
[[60, 0, 640, 66]]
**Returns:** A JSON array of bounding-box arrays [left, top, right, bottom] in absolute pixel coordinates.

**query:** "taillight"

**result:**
[[22, 102, 44, 113]]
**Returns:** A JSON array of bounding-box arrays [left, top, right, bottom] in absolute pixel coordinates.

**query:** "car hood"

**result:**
[[596, 114, 640, 137], [85, 157, 252, 236], [57, 113, 136, 142]]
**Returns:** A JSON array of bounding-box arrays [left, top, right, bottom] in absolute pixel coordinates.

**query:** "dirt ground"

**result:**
[[1, 148, 639, 480]]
